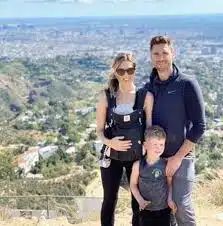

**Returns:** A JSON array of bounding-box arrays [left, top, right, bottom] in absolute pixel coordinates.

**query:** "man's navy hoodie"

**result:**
[[144, 64, 206, 157]]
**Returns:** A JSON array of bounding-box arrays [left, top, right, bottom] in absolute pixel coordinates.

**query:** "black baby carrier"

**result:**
[[102, 88, 147, 162]]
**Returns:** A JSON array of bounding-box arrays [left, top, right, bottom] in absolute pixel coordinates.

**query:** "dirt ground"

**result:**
[[1, 205, 223, 226], [1, 172, 223, 226]]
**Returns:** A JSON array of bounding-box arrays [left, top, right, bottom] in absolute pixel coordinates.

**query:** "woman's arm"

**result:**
[[143, 92, 154, 128], [96, 90, 131, 151], [96, 91, 111, 146]]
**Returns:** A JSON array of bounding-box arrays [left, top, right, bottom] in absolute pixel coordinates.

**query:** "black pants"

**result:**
[[100, 159, 139, 226], [140, 208, 171, 226]]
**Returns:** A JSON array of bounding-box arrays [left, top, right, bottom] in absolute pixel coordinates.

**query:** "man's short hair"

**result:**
[[145, 125, 166, 140], [150, 35, 172, 50]]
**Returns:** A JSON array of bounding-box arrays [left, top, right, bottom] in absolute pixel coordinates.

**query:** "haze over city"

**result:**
[[0, 0, 223, 18]]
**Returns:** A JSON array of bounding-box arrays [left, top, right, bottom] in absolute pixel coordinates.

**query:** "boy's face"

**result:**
[[144, 137, 165, 157]]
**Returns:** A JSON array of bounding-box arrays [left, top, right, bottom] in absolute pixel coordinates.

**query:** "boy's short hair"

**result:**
[[150, 35, 172, 50], [145, 125, 166, 140]]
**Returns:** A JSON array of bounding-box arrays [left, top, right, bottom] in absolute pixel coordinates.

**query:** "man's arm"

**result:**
[[177, 77, 206, 158], [166, 140, 195, 176], [184, 78, 206, 143], [166, 77, 206, 176]]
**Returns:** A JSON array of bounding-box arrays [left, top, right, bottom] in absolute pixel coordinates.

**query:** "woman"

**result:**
[[96, 52, 154, 226]]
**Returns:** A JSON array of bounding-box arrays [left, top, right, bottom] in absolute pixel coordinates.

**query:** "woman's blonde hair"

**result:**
[[107, 52, 136, 95]]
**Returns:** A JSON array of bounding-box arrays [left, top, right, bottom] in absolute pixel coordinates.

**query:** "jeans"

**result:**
[[171, 157, 196, 226], [100, 159, 139, 226]]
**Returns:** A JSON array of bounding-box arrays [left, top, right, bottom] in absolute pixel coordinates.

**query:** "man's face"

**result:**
[[144, 137, 165, 158], [150, 43, 174, 72]]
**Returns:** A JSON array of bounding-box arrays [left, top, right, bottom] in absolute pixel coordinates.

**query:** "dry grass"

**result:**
[[194, 176, 223, 226], [1, 175, 223, 226], [0, 207, 11, 221]]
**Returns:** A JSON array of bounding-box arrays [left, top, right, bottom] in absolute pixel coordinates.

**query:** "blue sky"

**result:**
[[0, 0, 223, 18]]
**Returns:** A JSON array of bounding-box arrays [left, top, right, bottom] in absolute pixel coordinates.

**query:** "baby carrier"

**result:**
[[102, 88, 147, 162]]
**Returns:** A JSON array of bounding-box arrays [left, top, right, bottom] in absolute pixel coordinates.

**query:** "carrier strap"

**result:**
[[133, 88, 148, 110], [105, 89, 116, 109], [104, 88, 147, 110]]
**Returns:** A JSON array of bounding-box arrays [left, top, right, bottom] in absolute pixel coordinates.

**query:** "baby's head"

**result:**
[[144, 125, 166, 158]]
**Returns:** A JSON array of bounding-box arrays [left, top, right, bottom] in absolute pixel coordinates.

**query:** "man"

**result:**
[[144, 35, 206, 226]]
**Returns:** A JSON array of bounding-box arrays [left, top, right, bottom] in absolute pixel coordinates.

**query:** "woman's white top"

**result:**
[[113, 103, 134, 115]]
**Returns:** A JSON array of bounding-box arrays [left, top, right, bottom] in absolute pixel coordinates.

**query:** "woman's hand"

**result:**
[[109, 136, 132, 151]]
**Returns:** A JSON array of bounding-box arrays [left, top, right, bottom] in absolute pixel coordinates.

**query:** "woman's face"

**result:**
[[114, 60, 136, 84]]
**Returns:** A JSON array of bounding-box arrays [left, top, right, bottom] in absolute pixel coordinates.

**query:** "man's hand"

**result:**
[[138, 198, 151, 211], [166, 155, 183, 177]]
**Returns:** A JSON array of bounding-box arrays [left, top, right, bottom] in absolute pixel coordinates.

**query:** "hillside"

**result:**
[[0, 53, 223, 219], [0, 19, 223, 225], [0, 57, 103, 123]]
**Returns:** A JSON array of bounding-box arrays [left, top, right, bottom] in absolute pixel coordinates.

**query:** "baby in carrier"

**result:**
[[100, 86, 147, 165]]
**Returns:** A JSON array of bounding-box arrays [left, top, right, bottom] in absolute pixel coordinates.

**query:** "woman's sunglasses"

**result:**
[[116, 67, 135, 76]]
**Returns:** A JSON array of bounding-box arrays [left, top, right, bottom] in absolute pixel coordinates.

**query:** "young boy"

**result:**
[[130, 125, 177, 226]]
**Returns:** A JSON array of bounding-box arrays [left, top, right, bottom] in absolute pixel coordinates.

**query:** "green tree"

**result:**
[[0, 151, 16, 180]]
